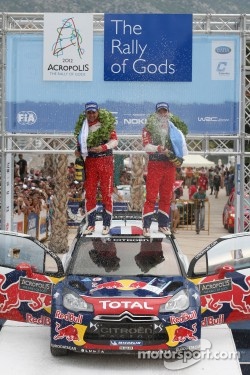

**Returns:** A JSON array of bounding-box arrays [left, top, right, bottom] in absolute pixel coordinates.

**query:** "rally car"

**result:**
[[0, 212, 250, 357], [222, 190, 250, 233]]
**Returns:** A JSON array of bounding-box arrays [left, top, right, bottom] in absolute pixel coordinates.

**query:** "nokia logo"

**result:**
[[17, 111, 37, 125], [124, 118, 146, 125], [215, 46, 231, 54]]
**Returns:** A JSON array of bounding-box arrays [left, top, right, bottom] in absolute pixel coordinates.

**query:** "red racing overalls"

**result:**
[[80, 121, 118, 227], [142, 128, 176, 229]]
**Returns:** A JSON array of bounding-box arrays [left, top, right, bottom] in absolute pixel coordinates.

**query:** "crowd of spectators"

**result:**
[[14, 157, 85, 224], [14, 158, 133, 225], [13, 154, 235, 229], [176, 164, 235, 197]]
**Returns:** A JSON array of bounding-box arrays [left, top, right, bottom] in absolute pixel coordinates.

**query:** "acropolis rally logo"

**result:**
[[51, 17, 85, 60], [43, 13, 93, 81]]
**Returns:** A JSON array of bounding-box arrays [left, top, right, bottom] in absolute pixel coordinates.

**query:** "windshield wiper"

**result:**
[[136, 274, 157, 277]]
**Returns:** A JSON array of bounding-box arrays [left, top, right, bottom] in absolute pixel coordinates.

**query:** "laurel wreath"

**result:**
[[74, 108, 116, 148]]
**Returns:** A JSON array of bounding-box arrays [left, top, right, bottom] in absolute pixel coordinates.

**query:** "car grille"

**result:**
[[84, 311, 168, 344]]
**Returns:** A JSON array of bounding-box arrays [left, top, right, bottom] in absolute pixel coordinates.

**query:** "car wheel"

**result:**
[[50, 344, 68, 356]]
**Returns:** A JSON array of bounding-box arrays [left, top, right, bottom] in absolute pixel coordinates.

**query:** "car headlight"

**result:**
[[159, 289, 189, 313], [63, 292, 93, 312]]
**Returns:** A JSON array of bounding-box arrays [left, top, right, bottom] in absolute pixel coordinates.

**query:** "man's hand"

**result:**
[[89, 146, 103, 153], [164, 149, 171, 157]]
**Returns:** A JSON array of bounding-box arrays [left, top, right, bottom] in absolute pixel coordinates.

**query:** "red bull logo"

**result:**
[[53, 322, 79, 341], [90, 279, 148, 292], [172, 323, 198, 343], [91, 280, 125, 292], [90, 278, 170, 296], [0, 273, 52, 313], [200, 275, 250, 314], [169, 310, 197, 325], [55, 309, 83, 324]]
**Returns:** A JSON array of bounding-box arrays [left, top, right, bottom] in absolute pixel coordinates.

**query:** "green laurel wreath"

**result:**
[[74, 108, 116, 148]]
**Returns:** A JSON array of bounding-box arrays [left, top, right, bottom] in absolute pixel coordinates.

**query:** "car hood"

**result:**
[[66, 275, 186, 298]]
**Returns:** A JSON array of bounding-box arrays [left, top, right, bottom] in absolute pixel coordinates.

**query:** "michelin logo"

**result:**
[[110, 340, 143, 346]]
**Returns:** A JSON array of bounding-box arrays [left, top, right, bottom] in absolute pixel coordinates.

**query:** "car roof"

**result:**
[[79, 216, 167, 239]]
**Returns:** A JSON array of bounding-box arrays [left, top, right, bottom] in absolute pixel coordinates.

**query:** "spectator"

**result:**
[[198, 170, 208, 191], [228, 168, 235, 195], [120, 170, 130, 185], [170, 195, 180, 234], [208, 168, 215, 195], [224, 167, 230, 196], [213, 170, 221, 198], [192, 186, 208, 234], [16, 154, 27, 182], [185, 167, 194, 188], [188, 179, 197, 199]]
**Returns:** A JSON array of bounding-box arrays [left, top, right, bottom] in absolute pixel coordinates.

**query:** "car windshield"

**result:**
[[67, 237, 182, 276]]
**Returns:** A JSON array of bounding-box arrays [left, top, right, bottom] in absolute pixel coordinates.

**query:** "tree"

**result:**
[[48, 154, 69, 254]]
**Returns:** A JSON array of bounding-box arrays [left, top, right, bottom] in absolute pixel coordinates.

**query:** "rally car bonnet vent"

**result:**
[[69, 280, 87, 292], [94, 311, 159, 322], [164, 281, 183, 292]]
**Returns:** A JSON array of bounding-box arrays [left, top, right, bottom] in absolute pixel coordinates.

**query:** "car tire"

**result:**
[[50, 344, 68, 356]]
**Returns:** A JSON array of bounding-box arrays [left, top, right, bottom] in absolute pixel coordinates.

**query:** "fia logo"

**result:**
[[16, 111, 37, 125]]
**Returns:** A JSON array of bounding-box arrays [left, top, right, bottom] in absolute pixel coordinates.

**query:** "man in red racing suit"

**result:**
[[77, 102, 118, 235], [142, 102, 188, 237]]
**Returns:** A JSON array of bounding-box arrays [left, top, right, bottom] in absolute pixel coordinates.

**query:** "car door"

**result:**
[[187, 232, 250, 326], [0, 231, 64, 325]]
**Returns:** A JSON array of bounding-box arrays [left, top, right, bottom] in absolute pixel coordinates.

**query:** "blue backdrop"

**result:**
[[6, 27, 240, 135]]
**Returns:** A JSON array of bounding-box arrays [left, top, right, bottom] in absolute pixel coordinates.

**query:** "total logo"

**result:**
[[16, 111, 37, 125], [99, 300, 154, 310]]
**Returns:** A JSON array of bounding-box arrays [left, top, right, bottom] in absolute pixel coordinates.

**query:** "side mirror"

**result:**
[[16, 262, 34, 278], [215, 265, 235, 279]]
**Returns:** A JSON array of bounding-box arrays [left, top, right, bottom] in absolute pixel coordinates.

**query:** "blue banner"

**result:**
[[6, 30, 240, 135], [104, 14, 193, 82]]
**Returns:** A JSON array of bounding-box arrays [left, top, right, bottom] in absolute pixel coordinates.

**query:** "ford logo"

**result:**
[[215, 46, 231, 54]]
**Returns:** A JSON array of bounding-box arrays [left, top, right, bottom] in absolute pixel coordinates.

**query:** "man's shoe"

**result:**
[[159, 227, 171, 235], [102, 226, 110, 235], [84, 226, 95, 235], [143, 228, 151, 237]]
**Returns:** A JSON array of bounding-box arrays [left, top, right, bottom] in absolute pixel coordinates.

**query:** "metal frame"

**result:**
[[1, 13, 250, 232]]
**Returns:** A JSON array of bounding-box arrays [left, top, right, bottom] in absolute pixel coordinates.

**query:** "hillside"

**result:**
[[0, 0, 249, 14]]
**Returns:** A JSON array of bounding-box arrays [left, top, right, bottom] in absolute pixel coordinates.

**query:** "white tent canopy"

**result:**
[[182, 154, 215, 168]]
